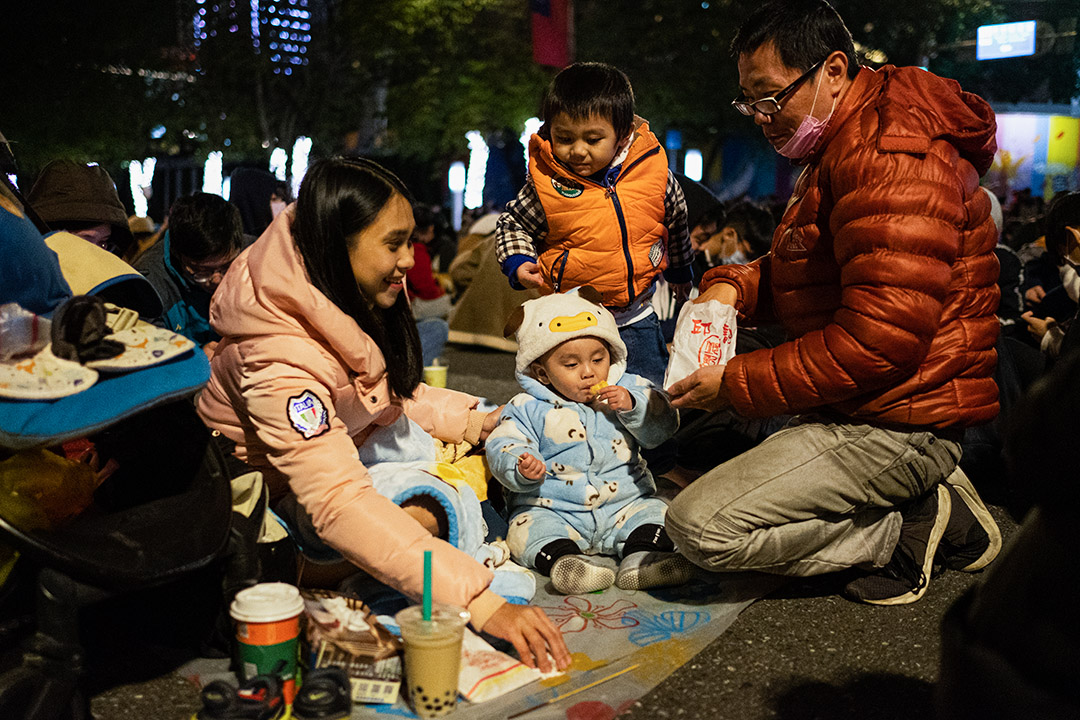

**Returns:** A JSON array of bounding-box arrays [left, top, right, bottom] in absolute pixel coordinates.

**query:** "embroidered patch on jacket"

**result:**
[[781, 227, 808, 252], [287, 390, 329, 439], [551, 175, 583, 198], [648, 239, 665, 267]]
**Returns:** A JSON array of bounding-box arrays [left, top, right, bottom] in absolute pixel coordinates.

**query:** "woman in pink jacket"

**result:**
[[197, 157, 569, 671]]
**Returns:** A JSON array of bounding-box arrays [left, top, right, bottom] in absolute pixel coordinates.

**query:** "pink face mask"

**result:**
[[778, 68, 836, 161]]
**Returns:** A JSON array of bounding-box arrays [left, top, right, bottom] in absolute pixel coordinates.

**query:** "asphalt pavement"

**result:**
[[80, 343, 1019, 720]]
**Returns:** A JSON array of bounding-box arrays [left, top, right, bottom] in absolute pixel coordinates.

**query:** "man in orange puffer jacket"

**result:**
[[665, 0, 1002, 606]]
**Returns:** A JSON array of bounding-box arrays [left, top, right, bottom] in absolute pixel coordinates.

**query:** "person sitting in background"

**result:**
[[692, 199, 774, 272], [125, 214, 162, 265], [228, 167, 291, 238], [135, 192, 248, 352], [1021, 192, 1080, 364], [406, 203, 452, 366], [446, 213, 541, 353], [26, 159, 134, 258]]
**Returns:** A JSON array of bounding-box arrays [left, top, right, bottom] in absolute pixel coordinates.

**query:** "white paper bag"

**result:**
[[663, 300, 738, 388]]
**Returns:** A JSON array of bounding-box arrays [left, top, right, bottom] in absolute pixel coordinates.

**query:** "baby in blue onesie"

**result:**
[[486, 289, 696, 594]]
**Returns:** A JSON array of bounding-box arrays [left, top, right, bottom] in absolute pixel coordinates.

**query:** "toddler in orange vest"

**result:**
[[495, 62, 693, 386]]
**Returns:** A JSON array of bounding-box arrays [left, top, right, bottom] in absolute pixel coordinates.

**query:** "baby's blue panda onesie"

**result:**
[[487, 370, 678, 568]]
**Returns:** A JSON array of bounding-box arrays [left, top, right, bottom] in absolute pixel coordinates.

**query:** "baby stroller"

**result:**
[[0, 399, 231, 720], [0, 185, 233, 719]]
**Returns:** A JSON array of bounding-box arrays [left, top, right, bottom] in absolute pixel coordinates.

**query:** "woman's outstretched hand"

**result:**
[[482, 603, 571, 673]]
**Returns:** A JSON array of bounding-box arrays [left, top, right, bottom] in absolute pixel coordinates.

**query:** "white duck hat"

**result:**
[[505, 287, 626, 376]]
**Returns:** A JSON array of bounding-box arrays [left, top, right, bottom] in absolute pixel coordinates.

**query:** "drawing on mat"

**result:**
[[565, 699, 637, 720], [540, 596, 640, 633], [622, 609, 711, 646]]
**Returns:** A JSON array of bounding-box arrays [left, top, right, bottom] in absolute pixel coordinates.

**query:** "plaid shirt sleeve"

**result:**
[[495, 180, 547, 265], [664, 170, 693, 272]]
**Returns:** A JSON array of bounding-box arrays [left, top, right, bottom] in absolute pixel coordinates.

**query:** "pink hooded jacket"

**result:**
[[196, 209, 505, 628]]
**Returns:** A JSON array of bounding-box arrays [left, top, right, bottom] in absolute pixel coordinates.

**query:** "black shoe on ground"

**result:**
[[292, 666, 352, 720], [193, 674, 285, 720], [844, 484, 951, 606], [937, 467, 1002, 572]]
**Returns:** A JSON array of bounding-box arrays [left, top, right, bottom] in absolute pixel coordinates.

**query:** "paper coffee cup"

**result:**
[[230, 582, 305, 704], [422, 364, 448, 388], [395, 604, 470, 718]]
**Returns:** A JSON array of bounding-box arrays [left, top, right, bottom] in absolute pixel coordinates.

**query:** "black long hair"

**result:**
[[292, 156, 423, 398]]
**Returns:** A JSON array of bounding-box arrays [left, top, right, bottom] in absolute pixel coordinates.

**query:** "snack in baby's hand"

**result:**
[[590, 381, 609, 395]]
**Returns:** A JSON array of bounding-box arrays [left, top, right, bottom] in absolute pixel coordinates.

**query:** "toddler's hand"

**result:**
[[516, 452, 546, 481], [594, 383, 633, 412], [671, 281, 693, 304], [516, 262, 544, 289]]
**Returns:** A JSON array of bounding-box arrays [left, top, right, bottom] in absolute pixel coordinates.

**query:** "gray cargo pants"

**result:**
[[665, 414, 962, 576]]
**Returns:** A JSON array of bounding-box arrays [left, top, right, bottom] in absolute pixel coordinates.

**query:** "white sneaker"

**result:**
[[550, 554, 615, 594], [615, 551, 696, 591]]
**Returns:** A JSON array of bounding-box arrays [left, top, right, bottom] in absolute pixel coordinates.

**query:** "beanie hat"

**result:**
[[27, 160, 133, 253], [508, 288, 626, 376]]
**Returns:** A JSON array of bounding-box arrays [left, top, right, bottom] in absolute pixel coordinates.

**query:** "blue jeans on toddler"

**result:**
[[618, 312, 677, 474], [618, 312, 669, 387]]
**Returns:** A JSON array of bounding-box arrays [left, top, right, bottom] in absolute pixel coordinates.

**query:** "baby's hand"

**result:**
[[517, 452, 547, 481], [516, 262, 544, 289], [594, 383, 633, 412]]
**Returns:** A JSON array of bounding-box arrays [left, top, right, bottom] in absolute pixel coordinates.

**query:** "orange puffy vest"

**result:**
[[529, 122, 669, 308]]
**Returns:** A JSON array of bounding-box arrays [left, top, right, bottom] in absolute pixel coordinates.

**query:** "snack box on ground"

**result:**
[[300, 589, 403, 704]]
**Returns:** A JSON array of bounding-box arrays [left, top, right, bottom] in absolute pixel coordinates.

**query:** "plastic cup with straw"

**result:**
[[395, 550, 471, 717]]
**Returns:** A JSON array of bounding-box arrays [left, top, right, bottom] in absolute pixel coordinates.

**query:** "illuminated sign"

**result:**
[[976, 21, 1036, 60]]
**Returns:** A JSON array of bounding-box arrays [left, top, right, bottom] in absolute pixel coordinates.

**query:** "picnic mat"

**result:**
[[180, 569, 782, 719]]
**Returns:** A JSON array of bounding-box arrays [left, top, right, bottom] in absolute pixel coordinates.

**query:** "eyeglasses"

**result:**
[[181, 252, 239, 284], [731, 61, 823, 117]]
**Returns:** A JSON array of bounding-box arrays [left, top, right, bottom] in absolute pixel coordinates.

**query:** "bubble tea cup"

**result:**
[[395, 603, 470, 718]]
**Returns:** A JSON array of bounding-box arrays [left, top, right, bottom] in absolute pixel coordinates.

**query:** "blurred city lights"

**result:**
[[128, 158, 156, 217], [290, 136, 311, 198], [270, 147, 288, 181], [203, 151, 224, 195], [520, 117, 542, 169], [448, 161, 466, 192], [448, 161, 466, 231], [464, 131, 488, 210], [685, 149, 703, 182]]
